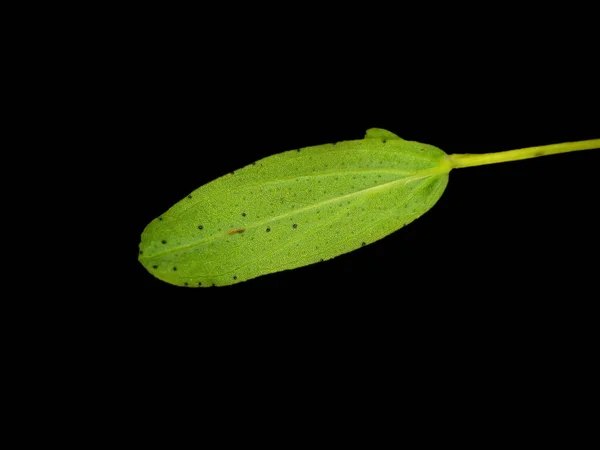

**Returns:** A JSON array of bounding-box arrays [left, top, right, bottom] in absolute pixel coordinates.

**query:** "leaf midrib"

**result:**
[[141, 164, 449, 261]]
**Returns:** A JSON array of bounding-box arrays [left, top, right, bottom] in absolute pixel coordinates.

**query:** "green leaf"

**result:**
[[138, 129, 600, 287], [138, 129, 450, 286]]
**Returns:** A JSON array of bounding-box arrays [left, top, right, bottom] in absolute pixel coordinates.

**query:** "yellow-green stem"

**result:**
[[448, 139, 600, 169]]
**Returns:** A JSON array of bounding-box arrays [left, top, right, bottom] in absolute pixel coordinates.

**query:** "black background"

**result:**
[[36, 7, 598, 424]]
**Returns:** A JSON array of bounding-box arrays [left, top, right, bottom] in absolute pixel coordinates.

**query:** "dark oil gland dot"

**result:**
[[293, 224, 297, 228], [139, 250, 143, 254], [382, 139, 387, 143], [362, 242, 366, 247], [188, 195, 192, 199], [266, 227, 271, 232], [173, 267, 177, 271], [297, 149, 301, 152], [198, 282, 202, 286], [320, 258, 324, 262], [242, 212, 246, 217], [212, 283, 216, 287], [152, 265, 158, 269], [162, 240, 167, 244], [184, 282, 188, 286], [159, 217, 163, 221], [198, 225, 203, 230], [233, 276, 237, 280]]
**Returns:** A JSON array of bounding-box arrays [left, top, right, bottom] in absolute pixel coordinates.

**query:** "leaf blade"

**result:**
[[139, 132, 450, 286]]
